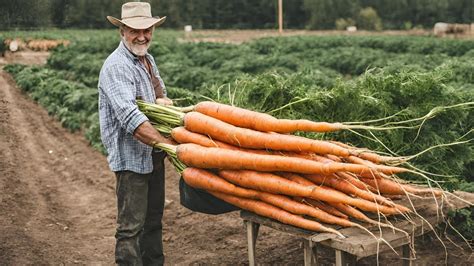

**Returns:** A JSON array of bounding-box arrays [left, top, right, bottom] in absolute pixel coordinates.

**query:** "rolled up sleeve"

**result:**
[[100, 64, 148, 134]]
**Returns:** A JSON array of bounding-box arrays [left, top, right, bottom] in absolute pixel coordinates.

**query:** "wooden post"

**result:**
[[246, 220, 260, 266], [278, 0, 283, 34], [335, 250, 356, 266], [402, 244, 413, 266], [303, 239, 318, 266]]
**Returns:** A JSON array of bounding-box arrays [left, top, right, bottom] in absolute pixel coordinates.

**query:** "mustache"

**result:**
[[133, 39, 149, 45]]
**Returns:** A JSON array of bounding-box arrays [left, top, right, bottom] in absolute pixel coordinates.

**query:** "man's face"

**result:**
[[121, 25, 154, 56]]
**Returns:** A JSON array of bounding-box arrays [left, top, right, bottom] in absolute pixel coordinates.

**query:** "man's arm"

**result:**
[[133, 121, 174, 147]]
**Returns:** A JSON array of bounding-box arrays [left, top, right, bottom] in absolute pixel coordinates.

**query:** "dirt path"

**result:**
[[0, 54, 472, 264], [0, 71, 116, 263]]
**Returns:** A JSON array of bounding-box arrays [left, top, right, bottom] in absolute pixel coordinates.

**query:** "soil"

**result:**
[[180, 29, 473, 44], [0, 50, 472, 265]]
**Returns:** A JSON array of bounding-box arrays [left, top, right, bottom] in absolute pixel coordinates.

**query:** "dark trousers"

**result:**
[[114, 152, 166, 265]]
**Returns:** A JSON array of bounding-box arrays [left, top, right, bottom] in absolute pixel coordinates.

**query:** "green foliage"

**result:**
[[3, 64, 27, 75], [357, 7, 383, 31], [0, 0, 472, 30], [335, 18, 356, 30], [448, 207, 474, 241], [6, 33, 473, 188], [6, 64, 102, 150], [0, 36, 5, 55]]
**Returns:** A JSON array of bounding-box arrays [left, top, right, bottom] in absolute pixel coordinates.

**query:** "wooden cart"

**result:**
[[240, 191, 473, 266]]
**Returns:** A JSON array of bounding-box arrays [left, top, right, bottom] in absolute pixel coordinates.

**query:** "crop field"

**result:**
[[1, 29, 473, 263], [3, 29, 473, 184]]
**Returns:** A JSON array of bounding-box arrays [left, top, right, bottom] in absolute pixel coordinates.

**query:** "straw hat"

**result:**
[[107, 2, 166, 29]]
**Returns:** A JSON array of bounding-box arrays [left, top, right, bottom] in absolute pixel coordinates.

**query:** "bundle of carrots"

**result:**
[[138, 100, 444, 239]]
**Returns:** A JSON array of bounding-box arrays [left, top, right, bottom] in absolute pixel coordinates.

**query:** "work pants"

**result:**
[[114, 152, 166, 265]]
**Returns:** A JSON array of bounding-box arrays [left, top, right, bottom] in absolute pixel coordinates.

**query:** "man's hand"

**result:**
[[134, 121, 174, 147], [155, 97, 173, 106]]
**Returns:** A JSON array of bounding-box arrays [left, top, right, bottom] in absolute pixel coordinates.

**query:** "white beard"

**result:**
[[122, 36, 150, 56]]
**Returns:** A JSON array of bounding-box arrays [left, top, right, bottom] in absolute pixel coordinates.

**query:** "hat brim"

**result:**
[[107, 16, 166, 29]]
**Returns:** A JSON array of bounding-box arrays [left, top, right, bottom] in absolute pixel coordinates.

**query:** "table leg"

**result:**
[[402, 244, 412, 266], [335, 250, 356, 266], [246, 220, 260, 266], [303, 239, 318, 266]]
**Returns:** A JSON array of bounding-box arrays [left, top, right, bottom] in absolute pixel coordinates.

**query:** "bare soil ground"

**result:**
[[180, 29, 473, 44], [0, 46, 472, 265]]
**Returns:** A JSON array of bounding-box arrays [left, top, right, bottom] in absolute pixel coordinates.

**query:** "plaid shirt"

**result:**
[[98, 41, 166, 174]]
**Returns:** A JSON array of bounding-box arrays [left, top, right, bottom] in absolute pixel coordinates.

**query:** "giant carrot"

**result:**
[[360, 177, 442, 196], [171, 127, 403, 177], [171, 126, 238, 150], [182, 167, 258, 199], [182, 168, 354, 228], [139, 100, 400, 164], [303, 174, 398, 208], [175, 143, 406, 177], [209, 191, 344, 237], [184, 111, 353, 158], [219, 170, 405, 215], [193, 101, 407, 164], [194, 101, 347, 133], [336, 172, 378, 192], [294, 196, 349, 219]]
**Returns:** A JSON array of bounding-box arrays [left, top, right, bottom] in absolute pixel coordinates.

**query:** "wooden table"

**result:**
[[240, 191, 473, 266]]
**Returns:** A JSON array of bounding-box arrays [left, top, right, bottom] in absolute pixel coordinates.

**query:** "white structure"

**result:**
[[434, 22, 471, 37], [346, 26, 357, 32]]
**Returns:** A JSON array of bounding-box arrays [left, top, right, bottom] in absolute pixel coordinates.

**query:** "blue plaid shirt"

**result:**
[[98, 41, 166, 174]]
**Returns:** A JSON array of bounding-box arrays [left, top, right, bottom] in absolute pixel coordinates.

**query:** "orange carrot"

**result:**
[[345, 155, 403, 176], [192, 102, 401, 164], [257, 192, 354, 228], [330, 141, 402, 164], [303, 174, 397, 207], [291, 173, 392, 224], [171, 128, 403, 178], [183, 111, 352, 157], [360, 177, 442, 196], [330, 202, 382, 224], [297, 151, 391, 179], [329, 140, 369, 151], [326, 154, 343, 162], [194, 101, 346, 133], [176, 143, 406, 177], [171, 126, 238, 149], [345, 155, 376, 167], [182, 167, 258, 199], [209, 191, 344, 237], [294, 197, 349, 219], [336, 172, 378, 192], [219, 170, 405, 215], [183, 168, 354, 228]]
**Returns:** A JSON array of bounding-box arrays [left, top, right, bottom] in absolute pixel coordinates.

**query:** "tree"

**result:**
[[357, 7, 382, 31], [303, 0, 359, 29]]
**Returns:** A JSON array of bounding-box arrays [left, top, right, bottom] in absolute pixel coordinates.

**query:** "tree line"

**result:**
[[0, 0, 472, 30]]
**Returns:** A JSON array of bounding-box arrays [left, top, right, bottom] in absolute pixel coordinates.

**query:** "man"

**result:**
[[98, 2, 172, 264]]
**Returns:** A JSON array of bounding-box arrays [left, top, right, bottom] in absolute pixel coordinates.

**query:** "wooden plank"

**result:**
[[402, 244, 413, 266], [241, 210, 315, 238], [303, 239, 317, 266]]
